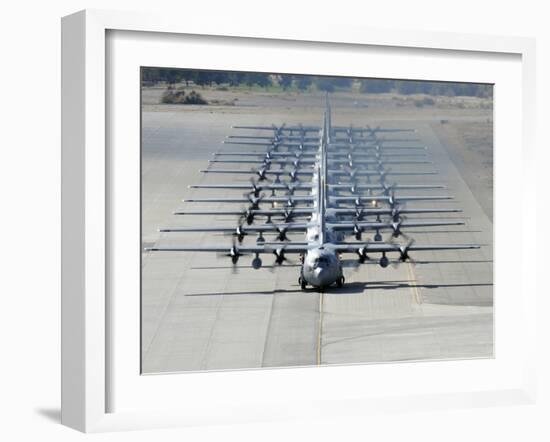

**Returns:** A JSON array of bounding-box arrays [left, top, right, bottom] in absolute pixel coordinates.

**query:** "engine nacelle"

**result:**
[[379, 255, 389, 268], [252, 256, 262, 270], [274, 249, 286, 265]]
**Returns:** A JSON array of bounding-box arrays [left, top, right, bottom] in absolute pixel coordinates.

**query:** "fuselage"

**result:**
[[301, 212, 345, 287], [299, 112, 344, 289]]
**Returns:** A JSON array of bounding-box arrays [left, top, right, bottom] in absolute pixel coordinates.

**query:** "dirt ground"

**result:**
[[431, 121, 493, 221]]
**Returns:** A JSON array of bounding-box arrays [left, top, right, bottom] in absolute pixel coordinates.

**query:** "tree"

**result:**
[[194, 71, 213, 87], [314, 77, 335, 92], [360, 79, 394, 93], [332, 77, 352, 89], [228, 72, 246, 86], [295, 76, 312, 91], [210, 71, 230, 85], [242, 73, 272, 88], [279, 75, 293, 90]]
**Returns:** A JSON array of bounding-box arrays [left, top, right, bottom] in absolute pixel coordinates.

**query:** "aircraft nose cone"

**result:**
[[311, 267, 334, 288]]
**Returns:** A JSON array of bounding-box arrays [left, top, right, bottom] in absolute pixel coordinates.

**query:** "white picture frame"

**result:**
[[61, 9, 537, 433]]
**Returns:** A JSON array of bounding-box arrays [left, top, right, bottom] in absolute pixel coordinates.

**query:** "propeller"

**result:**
[[272, 247, 295, 266], [273, 248, 287, 265], [256, 167, 268, 181], [388, 238, 416, 268], [382, 182, 396, 196], [392, 215, 410, 240], [288, 169, 300, 182], [217, 238, 246, 273], [223, 223, 249, 243], [241, 208, 255, 225], [388, 187, 397, 207], [285, 183, 298, 195], [246, 193, 266, 210], [282, 208, 295, 222], [379, 167, 390, 184], [356, 239, 371, 264], [398, 238, 416, 264], [285, 196, 296, 207], [249, 178, 262, 197], [391, 220, 402, 238], [234, 224, 248, 243], [353, 223, 363, 241], [275, 225, 290, 242]]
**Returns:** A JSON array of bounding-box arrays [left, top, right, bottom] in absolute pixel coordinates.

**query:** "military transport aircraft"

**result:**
[[145, 97, 479, 289]]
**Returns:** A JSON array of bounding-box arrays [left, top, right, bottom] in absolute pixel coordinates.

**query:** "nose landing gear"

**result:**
[[298, 275, 307, 290], [336, 276, 345, 288]]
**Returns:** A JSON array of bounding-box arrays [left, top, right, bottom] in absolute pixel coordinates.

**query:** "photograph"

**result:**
[[140, 68, 494, 374]]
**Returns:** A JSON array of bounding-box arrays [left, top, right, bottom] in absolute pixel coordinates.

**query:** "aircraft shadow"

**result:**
[[183, 281, 493, 298], [330, 281, 493, 294], [184, 287, 306, 297]]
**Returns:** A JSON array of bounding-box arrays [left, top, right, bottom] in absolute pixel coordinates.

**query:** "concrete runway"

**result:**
[[141, 106, 493, 374]]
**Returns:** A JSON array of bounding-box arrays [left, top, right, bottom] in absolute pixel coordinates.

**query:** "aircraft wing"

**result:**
[[330, 195, 453, 203], [328, 170, 437, 177], [327, 207, 461, 216], [173, 209, 315, 216], [333, 126, 415, 133], [328, 243, 480, 254], [208, 159, 316, 165], [200, 168, 314, 176], [189, 183, 313, 191], [232, 125, 320, 132], [159, 223, 312, 233], [183, 196, 314, 203], [145, 244, 312, 254], [327, 220, 464, 231]]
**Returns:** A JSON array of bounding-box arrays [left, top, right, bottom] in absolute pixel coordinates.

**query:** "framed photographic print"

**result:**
[[61, 9, 537, 433], [140, 67, 493, 375]]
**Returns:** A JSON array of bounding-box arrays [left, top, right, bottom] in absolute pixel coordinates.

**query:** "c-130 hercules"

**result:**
[[146, 96, 479, 289]]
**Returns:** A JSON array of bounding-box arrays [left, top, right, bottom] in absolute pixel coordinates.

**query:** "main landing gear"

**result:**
[[298, 276, 345, 290]]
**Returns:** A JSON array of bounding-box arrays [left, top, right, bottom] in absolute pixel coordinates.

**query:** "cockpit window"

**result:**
[[314, 257, 328, 266]]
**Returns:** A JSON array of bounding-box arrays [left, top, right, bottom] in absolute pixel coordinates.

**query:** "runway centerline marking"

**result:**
[[407, 262, 422, 304], [317, 290, 324, 366]]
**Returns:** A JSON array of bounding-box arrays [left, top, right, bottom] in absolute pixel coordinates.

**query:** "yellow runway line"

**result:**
[[407, 262, 422, 304], [317, 290, 324, 365]]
